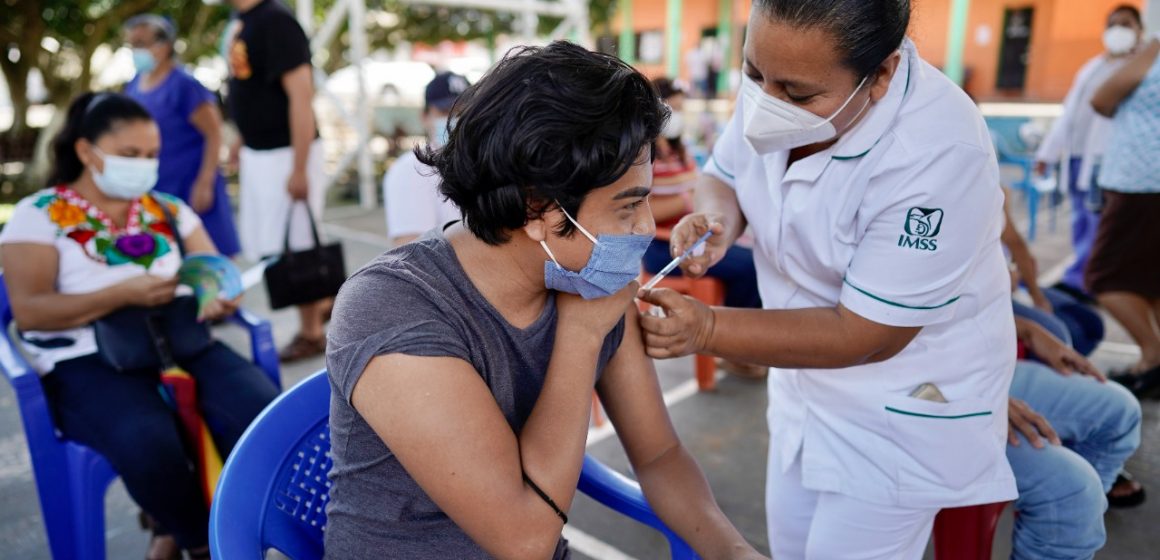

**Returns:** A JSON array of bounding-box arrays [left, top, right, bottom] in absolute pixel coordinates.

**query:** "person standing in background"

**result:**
[[124, 14, 241, 257], [382, 72, 466, 247], [222, 0, 330, 362], [1035, 5, 1145, 303], [1089, 32, 1160, 396]]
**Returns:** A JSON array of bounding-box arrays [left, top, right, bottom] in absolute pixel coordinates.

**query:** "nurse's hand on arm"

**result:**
[[669, 174, 748, 278], [639, 288, 919, 370], [598, 307, 767, 560], [1015, 317, 1106, 382], [350, 282, 639, 560], [1007, 397, 1061, 449], [1091, 38, 1160, 117]]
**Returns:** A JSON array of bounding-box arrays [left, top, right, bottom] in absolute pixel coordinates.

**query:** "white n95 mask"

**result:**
[[1103, 26, 1137, 55], [91, 148, 159, 200], [741, 75, 869, 154]]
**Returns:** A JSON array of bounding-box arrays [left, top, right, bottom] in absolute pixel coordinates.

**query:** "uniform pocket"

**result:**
[[884, 394, 998, 492]]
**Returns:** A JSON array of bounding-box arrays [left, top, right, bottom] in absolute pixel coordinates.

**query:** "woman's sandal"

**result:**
[[138, 511, 181, 560], [278, 334, 326, 363], [1107, 471, 1147, 509]]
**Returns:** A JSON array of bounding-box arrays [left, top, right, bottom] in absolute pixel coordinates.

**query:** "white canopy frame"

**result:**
[[295, 0, 591, 209]]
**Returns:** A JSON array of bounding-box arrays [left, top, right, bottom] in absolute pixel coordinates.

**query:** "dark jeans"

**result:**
[[1013, 287, 1106, 357], [41, 341, 279, 550], [643, 240, 762, 309]]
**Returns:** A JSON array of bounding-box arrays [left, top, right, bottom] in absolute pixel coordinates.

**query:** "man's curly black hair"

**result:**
[[416, 41, 670, 245]]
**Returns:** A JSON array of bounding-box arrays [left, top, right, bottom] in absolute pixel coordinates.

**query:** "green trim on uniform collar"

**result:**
[[843, 277, 960, 310], [833, 146, 874, 161], [886, 407, 992, 419], [830, 48, 915, 162]]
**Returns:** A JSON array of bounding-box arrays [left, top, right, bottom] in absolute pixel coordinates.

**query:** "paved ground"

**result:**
[[1, 191, 1157, 559]]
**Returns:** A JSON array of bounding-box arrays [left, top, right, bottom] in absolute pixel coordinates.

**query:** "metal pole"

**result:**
[[666, 0, 683, 78], [619, 0, 635, 63], [296, 0, 315, 34], [347, 0, 376, 209], [944, 0, 971, 85], [716, 0, 733, 94]]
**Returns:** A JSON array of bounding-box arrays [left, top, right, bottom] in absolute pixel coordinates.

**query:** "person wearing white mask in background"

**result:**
[[383, 72, 468, 247], [1034, 5, 1145, 304], [636, 1, 1018, 557], [0, 92, 277, 560]]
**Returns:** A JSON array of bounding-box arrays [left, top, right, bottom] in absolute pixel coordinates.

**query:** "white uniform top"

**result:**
[[383, 150, 460, 241], [1035, 55, 1127, 190], [704, 40, 1017, 509]]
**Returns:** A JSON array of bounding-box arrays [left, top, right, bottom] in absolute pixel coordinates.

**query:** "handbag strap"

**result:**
[[156, 197, 186, 258], [282, 200, 324, 253]]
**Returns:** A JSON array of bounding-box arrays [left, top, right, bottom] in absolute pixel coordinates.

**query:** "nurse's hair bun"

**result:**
[[753, 0, 910, 79]]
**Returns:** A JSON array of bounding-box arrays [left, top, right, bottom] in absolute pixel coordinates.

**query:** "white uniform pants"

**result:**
[[767, 453, 938, 560], [238, 140, 327, 263]]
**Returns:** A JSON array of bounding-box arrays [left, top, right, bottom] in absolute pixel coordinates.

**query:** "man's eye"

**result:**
[[626, 199, 648, 211], [787, 93, 813, 103]]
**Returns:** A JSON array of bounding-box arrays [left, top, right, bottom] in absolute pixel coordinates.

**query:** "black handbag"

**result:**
[[263, 201, 346, 310], [92, 202, 213, 372]]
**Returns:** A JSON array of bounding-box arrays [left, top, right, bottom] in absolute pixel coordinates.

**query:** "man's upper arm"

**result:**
[[841, 144, 1003, 327], [350, 353, 535, 555], [596, 310, 681, 468]]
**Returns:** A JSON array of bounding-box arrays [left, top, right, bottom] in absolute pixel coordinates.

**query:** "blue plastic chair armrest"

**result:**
[[229, 308, 281, 389], [578, 455, 699, 559]]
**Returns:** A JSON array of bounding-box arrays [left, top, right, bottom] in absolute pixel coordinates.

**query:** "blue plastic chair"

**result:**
[[210, 369, 699, 559], [0, 273, 281, 560], [984, 115, 1063, 242]]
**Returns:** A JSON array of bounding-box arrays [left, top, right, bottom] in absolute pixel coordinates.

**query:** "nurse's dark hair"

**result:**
[[416, 41, 669, 245], [1109, 5, 1142, 25], [753, 0, 910, 79], [50, 92, 153, 185]]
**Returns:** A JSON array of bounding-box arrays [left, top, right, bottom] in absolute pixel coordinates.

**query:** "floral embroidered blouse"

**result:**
[[0, 186, 201, 373]]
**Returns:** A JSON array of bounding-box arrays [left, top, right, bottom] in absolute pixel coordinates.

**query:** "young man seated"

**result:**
[[324, 42, 766, 559]]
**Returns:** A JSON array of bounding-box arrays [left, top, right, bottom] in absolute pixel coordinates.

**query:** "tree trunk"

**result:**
[[0, 58, 31, 137]]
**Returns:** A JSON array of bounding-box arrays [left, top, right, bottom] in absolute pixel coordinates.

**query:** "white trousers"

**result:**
[[238, 140, 327, 263], [766, 453, 938, 560]]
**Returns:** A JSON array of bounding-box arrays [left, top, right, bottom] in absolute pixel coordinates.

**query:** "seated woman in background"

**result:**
[[0, 93, 278, 560], [644, 77, 765, 379], [325, 42, 765, 559]]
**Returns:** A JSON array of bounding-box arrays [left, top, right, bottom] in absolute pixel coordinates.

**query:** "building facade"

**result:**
[[607, 0, 1147, 102]]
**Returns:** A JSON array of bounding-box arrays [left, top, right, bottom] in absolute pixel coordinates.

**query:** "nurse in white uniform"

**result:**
[[638, 1, 1018, 558]]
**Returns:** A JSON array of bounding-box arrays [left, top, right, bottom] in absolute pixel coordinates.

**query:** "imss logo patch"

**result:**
[[898, 207, 943, 251]]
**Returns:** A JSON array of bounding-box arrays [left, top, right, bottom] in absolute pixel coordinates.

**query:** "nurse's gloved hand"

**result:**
[[1007, 397, 1061, 449], [637, 288, 714, 359], [670, 213, 727, 278]]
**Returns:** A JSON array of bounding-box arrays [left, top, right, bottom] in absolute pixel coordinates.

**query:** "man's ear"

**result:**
[[523, 208, 551, 243]]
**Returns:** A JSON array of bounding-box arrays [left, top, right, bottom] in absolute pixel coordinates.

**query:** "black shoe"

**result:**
[[1110, 364, 1160, 399], [1108, 472, 1147, 509]]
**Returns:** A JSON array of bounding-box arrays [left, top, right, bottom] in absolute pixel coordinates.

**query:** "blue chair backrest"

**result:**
[[211, 370, 699, 559], [984, 116, 1033, 158]]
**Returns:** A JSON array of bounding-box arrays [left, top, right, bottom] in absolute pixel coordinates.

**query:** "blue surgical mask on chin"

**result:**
[[541, 203, 654, 300]]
